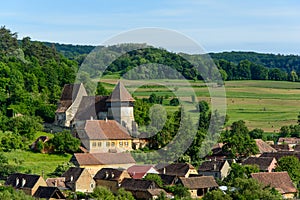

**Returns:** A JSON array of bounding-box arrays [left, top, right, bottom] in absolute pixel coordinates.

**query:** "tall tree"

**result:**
[[221, 120, 258, 159]]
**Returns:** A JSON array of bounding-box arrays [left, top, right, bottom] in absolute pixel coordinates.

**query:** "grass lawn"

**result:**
[[3, 150, 72, 178], [100, 78, 300, 133]]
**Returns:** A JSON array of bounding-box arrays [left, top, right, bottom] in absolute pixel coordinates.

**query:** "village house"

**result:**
[[278, 137, 300, 149], [251, 172, 298, 199], [55, 83, 87, 127], [5, 173, 47, 196], [93, 168, 131, 193], [61, 167, 95, 193], [198, 160, 231, 180], [178, 176, 219, 198], [74, 120, 133, 153], [71, 152, 136, 176], [127, 165, 159, 179], [33, 186, 66, 200], [242, 157, 277, 172], [157, 163, 198, 178]]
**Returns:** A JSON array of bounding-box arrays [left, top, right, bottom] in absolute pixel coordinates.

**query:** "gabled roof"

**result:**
[[74, 96, 109, 120], [157, 163, 196, 177], [127, 165, 158, 179], [251, 172, 297, 194], [94, 168, 127, 181], [61, 167, 85, 183], [260, 152, 300, 161], [60, 83, 82, 101], [34, 186, 65, 199], [73, 153, 136, 166], [120, 178, 157, 190], [76, 120, 132, 140], [198, 160, 227, 172], [5, 173, 42, 189], [179, 176, 218, 189], [255, 139, 277, 154], [106, 81, 135, 102], [242, 157, 276, 171]]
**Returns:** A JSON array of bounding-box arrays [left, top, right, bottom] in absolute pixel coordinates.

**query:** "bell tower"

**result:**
[[106, 81, 135, 131]]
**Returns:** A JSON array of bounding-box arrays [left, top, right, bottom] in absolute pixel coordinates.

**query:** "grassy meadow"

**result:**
[[101, 77, 300, 133]]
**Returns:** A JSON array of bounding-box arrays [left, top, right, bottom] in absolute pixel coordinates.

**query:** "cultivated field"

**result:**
[[101, 77, 300, 133]]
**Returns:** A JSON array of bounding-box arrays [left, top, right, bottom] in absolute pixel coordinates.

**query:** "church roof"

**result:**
[[106, 81, 135, 102]]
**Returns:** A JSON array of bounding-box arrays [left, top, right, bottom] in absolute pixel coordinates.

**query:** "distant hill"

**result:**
[[41, 41, 300, 81]]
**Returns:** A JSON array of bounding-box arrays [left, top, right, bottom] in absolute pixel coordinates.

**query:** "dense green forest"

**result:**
[[0, 26, 77, 144], [45, 41, 300, 82]]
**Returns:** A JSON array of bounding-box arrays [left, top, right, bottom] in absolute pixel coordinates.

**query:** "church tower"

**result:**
[[106, 81, 136, 132]]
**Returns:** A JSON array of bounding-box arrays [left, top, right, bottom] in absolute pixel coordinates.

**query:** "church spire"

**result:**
[[106, 81, 135, 102]]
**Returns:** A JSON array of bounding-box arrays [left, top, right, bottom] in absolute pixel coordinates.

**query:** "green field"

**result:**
[[101, 79, 300, 133], [3, 150, 72, 178]]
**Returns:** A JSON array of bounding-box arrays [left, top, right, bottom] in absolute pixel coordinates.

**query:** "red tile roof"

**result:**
[[73, 153, 136, 166], [106, 81, 135, 102], [255, 139, 277, 154], [77, 120, 132, 140], [127, 165, 158, 179], [251, 172, 297, 194]]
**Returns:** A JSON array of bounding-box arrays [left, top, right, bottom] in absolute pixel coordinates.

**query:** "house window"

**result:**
[[106, 142, 110, 147], [125, 141, 129, 147], [119, 141, 123, 147], [111, 142, 115, 147], [91, 183, 94, 188], [92, 142, 96, 147], [97, 142, 102, 147]]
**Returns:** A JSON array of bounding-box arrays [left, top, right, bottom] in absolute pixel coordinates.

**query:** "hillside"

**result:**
[[46, 42, 300, 82]]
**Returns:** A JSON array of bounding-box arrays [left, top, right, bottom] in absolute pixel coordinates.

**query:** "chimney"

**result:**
[[90, 116, 93, 120], [21, 178, 26, 187], [105, 117, 108, 122], [70, 175, 74, 182], [163, 168, 166, 174], [54, 179, 58, 187], [213, 164, 217, 171]]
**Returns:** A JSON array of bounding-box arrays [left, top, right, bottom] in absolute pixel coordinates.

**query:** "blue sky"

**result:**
[[1, 0, 300, 54]]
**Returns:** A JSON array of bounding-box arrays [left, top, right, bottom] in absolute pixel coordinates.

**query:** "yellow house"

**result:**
[[71, 152, 136, 176], [75, 120, 133, 153]]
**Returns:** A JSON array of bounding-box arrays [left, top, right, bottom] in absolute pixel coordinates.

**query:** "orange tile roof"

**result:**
[[255, 139, 277, 154], [77, 120, 132, 140], [73, 153, 136, 166]]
